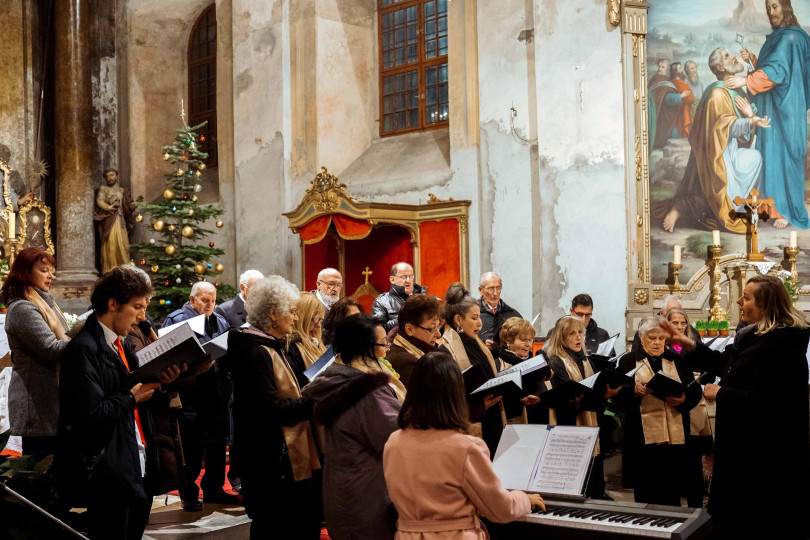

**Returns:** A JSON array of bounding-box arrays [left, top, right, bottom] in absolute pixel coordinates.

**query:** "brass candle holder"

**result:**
[[668, 262, 683, 298], [708, 244, 727, 321], [784, 246, 800, 305]]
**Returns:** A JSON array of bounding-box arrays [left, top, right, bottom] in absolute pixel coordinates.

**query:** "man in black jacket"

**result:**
[[478, 272, 522, 349], [56, 266, 181, 540], [569, 293, 615, 357], [371, 262, 427, 331], [215, 269, 263, 327]]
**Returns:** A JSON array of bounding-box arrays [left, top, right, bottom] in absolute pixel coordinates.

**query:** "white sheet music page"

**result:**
[[136, 322, 197, 367], [470, 371, 522, 395], [528, 426, 599, 496], [498, 356, 548, 377], [492, 425, 549, 491], [158, 314, 206, 337], [596, 334, 619, 356]]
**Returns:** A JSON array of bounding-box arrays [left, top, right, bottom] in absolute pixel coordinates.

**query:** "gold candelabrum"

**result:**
[[784, 246, 800, 304], [667, 262, 683, 298], [3, 207, 17, 266], [708, 244, 727, 321]]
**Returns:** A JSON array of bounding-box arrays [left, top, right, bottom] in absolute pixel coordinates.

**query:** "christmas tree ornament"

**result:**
[[163, 189, 175, 200], [193, 263, 206, 275], [171, 206, 177, 213], [183, 195, 188, 200], [154, 220, 165, 231], [176, 278, 182, 284], [214, 263, 225, 273], [195, 170, 202, 177], [200, 136, 206, 142], [182, 156, 187, 161], [149, 238, 156, 244], [191, 196, 198, 202], [165, 244, 176, 255], [187, 170, 194, 176], [214, 282, 219, 287], [151, 265, 160, 272], [159, 299, 166, 305], [199, 163, 206, 170], [215, 220, 224, 228], [164, 281, 170, 286], [168, 224, 176, 231], [162, 153, 170, 161], [188, 209, 194, 217], [194, 184, 202, 193], [190, 142, 197, 151], [209, 241, 214, 247], [135, 214, 144, 222], [176, 169, 184, 177], [140, 259, 146, 265], [175, 264, 181, 269], [181, 225, 194, 238], [166, 300, 172, 306], [207, 263, 213, 269]]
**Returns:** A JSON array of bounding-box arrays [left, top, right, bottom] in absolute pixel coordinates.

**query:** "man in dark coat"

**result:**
[[372, 262, 427, 331], [163, 281, 235, 509], [569, 293, 615, 357], [55, 266, 181, 540], [215, 269, 263, 327], [478, 272, 522, 349]]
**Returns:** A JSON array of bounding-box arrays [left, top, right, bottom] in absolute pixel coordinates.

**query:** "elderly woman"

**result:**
[[321, 297, 362, 347], [228, 276, 321, 539], [615, 315, 701, 507], [1, 247, 69, 456], [387, 294, 441, 388], [497, 317, 551, 423], [303, 314, 402, 540], [664, 275, 810, 536], [285, 292, 327, 386]]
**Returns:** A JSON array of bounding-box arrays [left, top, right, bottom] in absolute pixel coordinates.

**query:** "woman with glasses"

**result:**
[[303, 314, 403, 540], [285, 292, 327, 386], [387, 294, 442, 388]]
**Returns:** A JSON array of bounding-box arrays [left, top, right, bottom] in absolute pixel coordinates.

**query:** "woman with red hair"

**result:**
[[1, 247, 70, 455]]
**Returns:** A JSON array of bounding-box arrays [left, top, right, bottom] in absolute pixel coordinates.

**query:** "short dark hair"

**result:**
[[91, 265, 152, 314], [571, 293, 593, 310], [444, 282, 478, 327], [322, 296, 364, 345], [398, 294, 441, 331], [669, 62, 682, 79], [0, 247, 57, 303], [332, 313, 379, 366], [103, 168, 118, 178], [398, 351, 469, 431]]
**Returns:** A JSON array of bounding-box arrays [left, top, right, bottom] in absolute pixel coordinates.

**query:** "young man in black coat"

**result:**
[[55, 266, 182, 540]]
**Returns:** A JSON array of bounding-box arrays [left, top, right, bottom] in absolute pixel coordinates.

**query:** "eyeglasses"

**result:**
[[482, 286, 502, 293], [394, 274, 415, 281], [416, 324, 441, 334], [374, 342, 387, 347], [573, 311, 593, 319], [320, 281, 343, 290]]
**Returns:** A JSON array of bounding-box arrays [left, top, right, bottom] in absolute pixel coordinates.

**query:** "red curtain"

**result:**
[[344, 225, 413, 300], [419, 219, 460, 299], [304, 234, 340, 292], [299, 214, 373, 245]]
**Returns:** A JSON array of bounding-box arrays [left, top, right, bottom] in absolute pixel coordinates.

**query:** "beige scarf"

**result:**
[[348, 356, 407, 403], [25, 287, 68, 342], [557, 354, 599, 454], [261, 345, 321, 482], [295, 339, 325, 370], [393, 333, 426, 361], [689, 372, 712, 437], [635, 359, 686, 445]]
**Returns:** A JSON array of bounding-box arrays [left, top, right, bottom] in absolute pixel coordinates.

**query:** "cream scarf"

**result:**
[[393, 333, 426, 361], [261, 345, 321, 482], [347, 356, 408, 403], [689, 372, 712, 437], [557, 354, 599, 454], [295, 338, 326, 370], [635, 358, 686, 445], [25, 287, 69, 342]]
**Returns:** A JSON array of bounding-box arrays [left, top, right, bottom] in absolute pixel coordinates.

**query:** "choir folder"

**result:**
[[132, 322, 207, 382]]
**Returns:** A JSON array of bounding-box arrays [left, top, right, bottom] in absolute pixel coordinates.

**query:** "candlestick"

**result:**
[[673, 245, 681, 265], [712, 229, 720, 246], [790, 231, 798, 248], [785, 246, 800, 305], [668, 262, 683, 298], [708, 244, 727, 321], [8, 210, 14, 240]]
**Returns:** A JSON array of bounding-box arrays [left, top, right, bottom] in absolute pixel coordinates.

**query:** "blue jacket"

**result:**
[[162, 301, 229, 344]]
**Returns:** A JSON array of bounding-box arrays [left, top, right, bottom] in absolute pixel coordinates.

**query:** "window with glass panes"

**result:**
[[379, 0, 448, 136], [188, 5, 217, 168]]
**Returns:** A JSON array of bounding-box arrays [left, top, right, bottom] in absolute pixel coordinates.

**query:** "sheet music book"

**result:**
[[303, 348, 335, 381], [708, 335, 733, 352], [645, 370, 688, 400], [202, 331, 230, 361], [493, 424, 599, 498], [132, 323, 207, 382], [158, 314, 206, 337], [462, 363, 490, 396], [595, 333, 619, 357], [498, 355, 551, 386], [470, 371, 524, 400]]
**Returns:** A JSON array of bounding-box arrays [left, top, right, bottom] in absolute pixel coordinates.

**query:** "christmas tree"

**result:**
[[133, 112, 236, 319]]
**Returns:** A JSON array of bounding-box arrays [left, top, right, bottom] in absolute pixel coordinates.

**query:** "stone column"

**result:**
[[51, 0, 98, 310]]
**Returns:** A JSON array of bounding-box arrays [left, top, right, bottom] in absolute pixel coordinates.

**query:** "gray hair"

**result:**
[[660, 294, 683, 315], [708, 47, 725, 79], [239, 269, 264, 287], [479, 272, 502, 287], [191, 281, 216, 296], [246, 276, 300, 332], [317, 267, 341, 281], [637, 315, 665, 338]]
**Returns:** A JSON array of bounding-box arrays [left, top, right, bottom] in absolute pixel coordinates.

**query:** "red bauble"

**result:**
[[214, 282, 219, 287], [183, 195, 188, 200], [164, 281, 170, 286], [140, 259, 146, 265], [209, 242, 215, 247], [200, 136, 205, 142], [182, 156, 187, 161]]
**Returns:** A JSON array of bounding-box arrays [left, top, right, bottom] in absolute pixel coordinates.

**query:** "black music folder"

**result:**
[[539, 378, 596, 410], [498, 355, 552, 387], [202, 331, 229, 361], [132, 323, 207, 382], [303, 348, 335, 381], [645, 370, 688, 400], [462, 363, 490, 396]]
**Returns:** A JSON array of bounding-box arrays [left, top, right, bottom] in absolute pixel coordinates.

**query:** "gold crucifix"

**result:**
[[733, 189, 774, 262], [362, 266, 373, 285]]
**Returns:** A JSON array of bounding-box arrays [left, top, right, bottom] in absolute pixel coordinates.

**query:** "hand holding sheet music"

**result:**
[[133, 322, 208, 382]]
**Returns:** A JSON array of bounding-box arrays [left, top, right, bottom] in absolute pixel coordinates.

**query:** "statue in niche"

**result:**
[[0, 145, 35, 212], [94, 168, 136, 273]]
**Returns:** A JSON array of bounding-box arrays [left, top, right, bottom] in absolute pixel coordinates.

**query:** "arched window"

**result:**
[[188, 5, 217, 168]]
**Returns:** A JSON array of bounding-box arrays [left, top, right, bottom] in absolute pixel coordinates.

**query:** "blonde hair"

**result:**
[[499, 317, 535, 346], [288, 292, 326, 358], [747, 275, 808, 334], [544, 316, 586, 362]]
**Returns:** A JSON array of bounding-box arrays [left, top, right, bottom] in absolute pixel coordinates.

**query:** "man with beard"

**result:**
[[313, 268, 343, 313], [670, 62, 695, 136], [726, 0, 810, 229], [215, 269, 264, 327], [649, 58, 692, 150], [684, 60, 704, 118], [660, 48, 771, 233]]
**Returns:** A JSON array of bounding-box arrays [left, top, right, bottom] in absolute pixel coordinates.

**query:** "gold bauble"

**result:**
[[181, 225, 194, 238], [195, 170, 202, 177], [151, 264, 160, 273], [193, 263, 206, 275], [168, 224, 176, 232], [165, 245, 176, 255], [214, 263, 225, 273], [163, 189, 175, 199], [153, 220, 165, 231], [215, 220, 224, 228], [198, 163, 206, 170], [135, 214, 144, 222], [162, 153, 170, 161], [191, 196, 198, 202], [188, 209, 194, 217]]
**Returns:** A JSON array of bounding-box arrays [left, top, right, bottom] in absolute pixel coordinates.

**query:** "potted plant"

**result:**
[[0, 304, 6, 315], [695, 320, 707, 337], [718, 320, 730, 336], [706, 320, 719, 337]]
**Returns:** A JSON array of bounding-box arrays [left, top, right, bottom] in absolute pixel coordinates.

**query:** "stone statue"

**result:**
[[94, 168, 136, 273]]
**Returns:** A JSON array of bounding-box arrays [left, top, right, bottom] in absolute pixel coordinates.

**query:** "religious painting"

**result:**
[[646, 0, 810, 283]]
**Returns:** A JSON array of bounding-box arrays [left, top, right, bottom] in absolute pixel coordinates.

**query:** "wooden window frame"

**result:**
[[187, 4, 218, 168], [378, 0, 448, 137]]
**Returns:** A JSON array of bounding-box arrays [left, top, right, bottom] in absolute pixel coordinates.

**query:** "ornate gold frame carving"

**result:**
[[0, 158, 11, 209], [18, 198, 55, 255]]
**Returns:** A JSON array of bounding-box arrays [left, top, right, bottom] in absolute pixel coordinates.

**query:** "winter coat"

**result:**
[[214, 294, 246, 328], [372, 283, 428, 332], [5, 289, 69, 437], [479, 298, 522, 345], [302, 362, 401, 540]]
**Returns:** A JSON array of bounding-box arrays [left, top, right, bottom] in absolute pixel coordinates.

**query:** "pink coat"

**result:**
[[383, 429, 530, 540]]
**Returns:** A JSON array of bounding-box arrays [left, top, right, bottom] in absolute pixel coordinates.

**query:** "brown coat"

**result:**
[[383, 429, 530, 539]]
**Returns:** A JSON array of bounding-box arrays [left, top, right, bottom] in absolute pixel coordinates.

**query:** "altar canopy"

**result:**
[[284, 168, 470, 307]]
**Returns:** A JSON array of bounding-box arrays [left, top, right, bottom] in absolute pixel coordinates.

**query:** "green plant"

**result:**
[[718, 320, 729, 331], [695, 320, 707, 331], [707, 320, 720, 331], [777, 270, 801, 304]]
